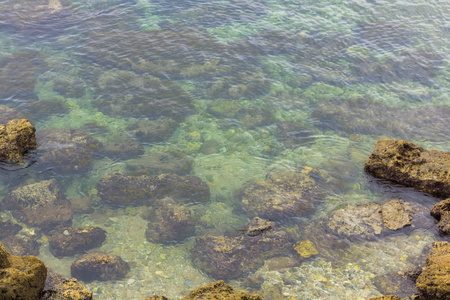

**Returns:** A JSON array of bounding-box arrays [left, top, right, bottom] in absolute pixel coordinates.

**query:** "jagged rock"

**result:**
[[365, 139, 450, 198], [327, 200, 419, 239], [430, 199, 450, 235], [98, 171, 210, 206], [2, 179, 73, 231], [145, 200, 195, 244], [241, 170, 324, 220], [71, 252, 129, 282], [191, 217, 294, 280], [0, 241, 47, 299], [182, 280, 262, 300], [0, 119, 37, 162], [38, 128, 102, 173], [416, 241, 450, 300], [49, 226, 107, 258], [41, 268, 93, 300]]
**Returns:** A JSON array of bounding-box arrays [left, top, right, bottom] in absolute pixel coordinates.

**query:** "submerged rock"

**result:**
[[71, 252, 129, 282], [126, 151, 193, 175], [38, 128, 102, 173], [416, 241, 450, 300], [2, 235, 40, 256], [0, 119, 37, 162], [0, 105, 26, 124], [126, 118, 179, 143], [372, 271, 418, 298], [365, 139, 450, 198], [49, 226, 107, 258], [191, 217, 294, 280], [102, 135, 144, 160], [0, 220, 22, 239], [98, 171, 210, 206], [276, 121, 315, 149], [430, 199, 450, 235], [145, 200, 195, 244], [182, 280, 262, 300], [0, 241, 47, 299], [241, 170, 324, 220], [41, 268, 93, 300], [327, 199, 421, 239], [2, 179, 73, 231]]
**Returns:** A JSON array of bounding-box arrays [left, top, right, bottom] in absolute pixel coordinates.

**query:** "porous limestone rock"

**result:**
[[0, 119, 36, 162]]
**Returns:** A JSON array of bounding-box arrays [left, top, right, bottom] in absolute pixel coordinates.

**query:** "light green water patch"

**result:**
[[197, 201, 249, 235], [193, 153, 270, 201], [206, 22, 260, 42]]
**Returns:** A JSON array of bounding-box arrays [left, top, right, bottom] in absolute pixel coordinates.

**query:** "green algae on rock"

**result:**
[[71, 252, 130, 282], [0, 241, 47, 299], [49, 226, 107, 258], [365, 139, 450, 198], [416, 241, 450, 300], [0, 119, 37, 162]]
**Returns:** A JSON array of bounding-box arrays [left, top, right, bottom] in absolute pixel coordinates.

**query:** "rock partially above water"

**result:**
[[182, 280, 262, 300], [416, 241, 450, 300], [430, 199, 450, 235], [0, 119, 37, 162], [41, 268, 93, 300], [0, 241, 47, 299], [71, 252, 129, 282], [365, 139, 450, 198]]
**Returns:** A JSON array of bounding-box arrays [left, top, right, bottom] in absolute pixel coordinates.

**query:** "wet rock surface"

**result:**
[[71, 252, 130, 282], [41, 268, 93, 300], [145, 200, 195, 244], [102, 135, 144, 160], [372, 271, 418, 298], [430, 199, 450, 235], [125, 118, 179, 143], [182, 280, 262, 300], [0, 241, 47, 299], [0, 105, 26, 124], [191, 217, 295, 280], [98, 171, 210, 206], [2, 235, 40, 256], [2, 179, 73, 230], [38, 128, 102, 173], [327, 199, 421, 239], [416, 241, 450, 300], [49, 226, 107, 258], [0, 220, 22, 239], [0, 119, 37, 162], [365, 139, 450, 198], [126, 151, 193, 175], [241, 169, 324, 220]]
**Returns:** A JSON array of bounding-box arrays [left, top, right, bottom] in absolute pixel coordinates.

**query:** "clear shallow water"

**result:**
[[0, 0, 449, 299]]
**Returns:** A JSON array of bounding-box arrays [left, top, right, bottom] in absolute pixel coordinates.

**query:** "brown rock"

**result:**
[[430, 199, 450, 235], [144, 296, 169, 300], [49, 226, 107, 258], [41, 268, 93, 300], [0, 241, 47, 299], [365, 139, 450, 198], [2, 235, 40, 256], [381, 199, 413, 230], [126, 151, 193, 175], [0, 220, 22, 239], [416, 241, 450, 300], [0, 119, 37, 162], [71, 252, 129, 282], [367, 296, 402, 300], [3, 179, 73, 230], [182, 280, 262, 300]]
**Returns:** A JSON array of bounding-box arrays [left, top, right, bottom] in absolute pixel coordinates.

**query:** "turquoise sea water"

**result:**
[[0, 0, 449, 299]]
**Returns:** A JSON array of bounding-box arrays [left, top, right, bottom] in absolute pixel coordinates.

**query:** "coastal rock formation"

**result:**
[[102, 135, 144, 160], [327, 199, 420, 239], [98, 171, 210, 206], [145, 200, 195, 244], [71, 252, 129, 282], [416, 241, 450, 300], [0, 119, 37, 162], [2, 235, 40, 256], [182, 280, 262, 300], [241, 170, 324, 220], [41, 268, 93, 300], [2, 179, 73, 230], [49, 226, 107, 258], [430, 199, 450, 235], [38, 128, 102, 173], [365, 139, 450, 198], [0, 241, 47, 299], [191, 217, 294, 280], [126, 151, 193, 175], [126, 118, 179, 143]]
